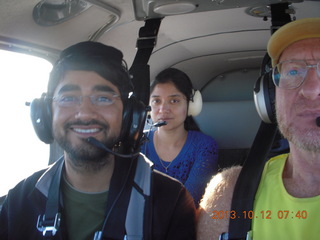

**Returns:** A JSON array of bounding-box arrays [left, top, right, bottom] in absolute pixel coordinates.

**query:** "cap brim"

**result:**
[[267, 18, 320, 67]]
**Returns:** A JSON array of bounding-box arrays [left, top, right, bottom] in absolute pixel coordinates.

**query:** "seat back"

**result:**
[[193, 68, 261, 170], [195, 101, 261, 170]]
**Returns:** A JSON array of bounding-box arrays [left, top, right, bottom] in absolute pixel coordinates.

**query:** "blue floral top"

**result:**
[[141, 130, 218, 207]]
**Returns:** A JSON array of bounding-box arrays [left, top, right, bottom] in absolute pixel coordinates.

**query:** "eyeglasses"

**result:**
[[272, 60, 320, 89], [52, 93, 120, 108]]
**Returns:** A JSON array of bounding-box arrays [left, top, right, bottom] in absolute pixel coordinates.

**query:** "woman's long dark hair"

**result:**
[[150, 68, 200, 131]]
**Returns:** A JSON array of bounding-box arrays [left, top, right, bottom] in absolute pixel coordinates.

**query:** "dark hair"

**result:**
[[47, 41, 132, 104], [150, 68, 200, 131]]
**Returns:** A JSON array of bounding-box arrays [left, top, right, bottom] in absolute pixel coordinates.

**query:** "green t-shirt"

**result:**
[[252, 154, 320, 239], [61, 176, 109, 240]]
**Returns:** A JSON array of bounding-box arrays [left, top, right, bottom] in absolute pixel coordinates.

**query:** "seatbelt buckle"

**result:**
[[93, 231, 102, 240], [36, 213, 61, 237], [123, 235, 143, 240], [136, 36, 157, 49], [219, 233, 229, 240], [219, 231, 252, 240]]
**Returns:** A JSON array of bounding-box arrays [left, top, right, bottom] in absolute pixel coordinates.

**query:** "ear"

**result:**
[[188, 90, 203, 117]]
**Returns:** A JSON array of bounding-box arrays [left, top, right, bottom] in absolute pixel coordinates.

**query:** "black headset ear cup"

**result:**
[[121, 95, 147, 151], [30, 93, 53, 144], [188, 90, 203, 117], [253, 72, 276, 124]]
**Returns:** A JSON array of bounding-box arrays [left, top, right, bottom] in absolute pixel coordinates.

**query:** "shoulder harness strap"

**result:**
[[225, 4, 292, 239], [125, 154, 154, 240]]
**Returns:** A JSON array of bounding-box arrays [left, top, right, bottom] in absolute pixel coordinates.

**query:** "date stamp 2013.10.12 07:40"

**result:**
[[212, 210, 308, 220]]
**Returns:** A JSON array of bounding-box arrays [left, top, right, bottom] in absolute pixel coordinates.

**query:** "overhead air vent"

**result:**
[[245, 4, 296, 19], [33, 0, 91, 26]]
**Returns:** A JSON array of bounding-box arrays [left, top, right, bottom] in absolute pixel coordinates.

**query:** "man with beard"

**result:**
[[197, 18, 320, 240], [0, 41, 196, 240]]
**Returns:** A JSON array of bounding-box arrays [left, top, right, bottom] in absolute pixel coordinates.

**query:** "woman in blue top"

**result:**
[[141, 68, 218, 207]]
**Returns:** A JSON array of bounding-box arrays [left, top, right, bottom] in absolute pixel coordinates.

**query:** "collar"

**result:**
[[35, 156, 64, 198]]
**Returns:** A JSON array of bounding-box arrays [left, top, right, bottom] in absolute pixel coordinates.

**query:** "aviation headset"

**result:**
[[188, 89, 202, 117], [30, 42, 147, 152], [253, 53, 276, 124]]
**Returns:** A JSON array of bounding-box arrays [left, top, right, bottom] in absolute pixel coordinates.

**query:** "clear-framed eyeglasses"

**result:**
[[52, 93, 120, 108], [272, 60, 320, 89]]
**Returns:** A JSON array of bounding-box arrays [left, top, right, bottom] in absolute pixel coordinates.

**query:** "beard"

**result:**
[[277, 110, 320, 153], [54, 120, 120, 172]]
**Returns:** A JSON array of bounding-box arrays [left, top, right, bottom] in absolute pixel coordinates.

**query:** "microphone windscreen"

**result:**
[[316, 117, 320, 127], [153, 121, 167, 127]]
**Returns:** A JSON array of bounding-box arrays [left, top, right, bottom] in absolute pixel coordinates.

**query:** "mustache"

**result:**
[[293, 98, 320, 108], [65, 120, 109, 129]]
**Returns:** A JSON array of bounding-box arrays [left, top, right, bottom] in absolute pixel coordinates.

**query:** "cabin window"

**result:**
[[0, 50, 52, 197]]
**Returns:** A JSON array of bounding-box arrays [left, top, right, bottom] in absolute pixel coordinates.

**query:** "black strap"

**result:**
[[227, 4, 292, 239], [125, 19, 161, 239], [269, 3, 292, 34], [144, 173, 153, 240], [101, 157, 137, 239], [228, 122, 277, 239], [129, 18, 162, 106], [36, 158, 64, 238]]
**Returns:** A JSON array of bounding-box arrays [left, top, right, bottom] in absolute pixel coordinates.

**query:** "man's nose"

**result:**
[[75, 97, 98, 119], [299, 69, 320, 100]]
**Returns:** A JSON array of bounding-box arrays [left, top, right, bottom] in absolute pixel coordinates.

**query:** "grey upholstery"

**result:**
[[195, 100, 261, 170], [195, 100, 261, 149]]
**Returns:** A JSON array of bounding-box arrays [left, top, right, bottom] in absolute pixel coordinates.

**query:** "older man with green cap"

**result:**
[[197, 18, 320, 240]]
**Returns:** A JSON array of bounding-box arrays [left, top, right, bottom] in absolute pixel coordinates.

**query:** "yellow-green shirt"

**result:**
[[252, 154, 320, 239]]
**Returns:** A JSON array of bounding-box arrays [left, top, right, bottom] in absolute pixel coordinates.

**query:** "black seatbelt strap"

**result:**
[[98, 157, 137, 240], [269, 3, 292, 34], [129, 21, 161, 237], [128, 18, 162, 154], [129, 18, 162, 106], [227, 122, 277, 240], [96, 156, 153, 240], [226, 3, 292, 239], [37, 158, 63, 238]]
